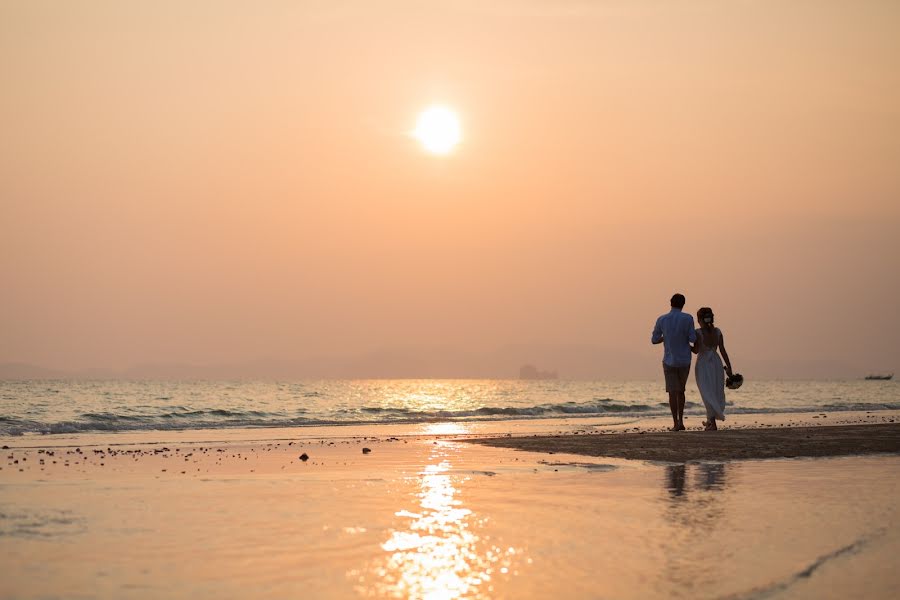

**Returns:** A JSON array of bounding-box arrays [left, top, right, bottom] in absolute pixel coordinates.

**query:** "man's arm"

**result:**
[[651, 318, 664, 344], [688, 317, 697, 343]]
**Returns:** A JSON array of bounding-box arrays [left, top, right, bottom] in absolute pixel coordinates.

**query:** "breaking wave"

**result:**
[[1, 398, 898, 436]]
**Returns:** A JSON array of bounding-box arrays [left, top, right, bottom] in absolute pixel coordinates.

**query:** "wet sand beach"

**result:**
[[2, 414, 899, 599], [469, 423, 900, 461]]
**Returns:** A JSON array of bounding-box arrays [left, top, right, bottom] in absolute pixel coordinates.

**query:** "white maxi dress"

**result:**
[[695, 327, 726, 421]]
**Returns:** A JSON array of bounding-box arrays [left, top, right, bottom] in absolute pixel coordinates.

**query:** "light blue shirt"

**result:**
[[652, 308, 697, 368]]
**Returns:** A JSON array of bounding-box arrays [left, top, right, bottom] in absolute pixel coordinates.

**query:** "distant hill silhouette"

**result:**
[[519, 364, 558, 380], [0, 363, 68, 379]]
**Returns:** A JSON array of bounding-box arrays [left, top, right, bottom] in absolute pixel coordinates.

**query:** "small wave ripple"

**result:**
[[0, 397, 898, 436]]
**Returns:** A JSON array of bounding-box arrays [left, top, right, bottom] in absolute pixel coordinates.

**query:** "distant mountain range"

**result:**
[[0, 345, 865, 381]]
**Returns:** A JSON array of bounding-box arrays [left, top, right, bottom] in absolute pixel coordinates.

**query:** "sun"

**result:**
[[413, 105, 461, 155]]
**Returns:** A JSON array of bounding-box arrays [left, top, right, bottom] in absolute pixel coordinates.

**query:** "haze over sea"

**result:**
[[2, 379, 897, 437]]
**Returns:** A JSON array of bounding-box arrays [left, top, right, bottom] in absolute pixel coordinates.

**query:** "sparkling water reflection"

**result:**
[[356, 444, 519, 599]]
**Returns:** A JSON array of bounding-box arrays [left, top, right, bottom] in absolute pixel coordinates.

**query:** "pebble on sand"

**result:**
[[362, 448, 372, 454], [299, 453, 309, 461]]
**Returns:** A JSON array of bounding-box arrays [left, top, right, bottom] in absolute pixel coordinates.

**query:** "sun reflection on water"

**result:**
[[354, 445, 518, 599], [420, 422, 471, 437]]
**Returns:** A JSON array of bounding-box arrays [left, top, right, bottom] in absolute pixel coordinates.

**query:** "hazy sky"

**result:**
[[2, 1, 899, 377]]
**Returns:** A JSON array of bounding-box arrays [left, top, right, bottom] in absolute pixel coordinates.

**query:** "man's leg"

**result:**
[[668, 391, 680, 430], [676, 366, 689, 430]]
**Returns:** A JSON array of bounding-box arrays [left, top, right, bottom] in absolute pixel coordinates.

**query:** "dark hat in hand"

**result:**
[[726, 373, 744, 390]]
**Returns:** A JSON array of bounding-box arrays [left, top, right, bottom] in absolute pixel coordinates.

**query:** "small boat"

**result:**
[[864, 373, 893, 381]]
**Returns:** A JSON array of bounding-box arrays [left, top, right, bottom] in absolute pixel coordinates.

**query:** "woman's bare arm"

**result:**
[[719, 330, 733, 376]]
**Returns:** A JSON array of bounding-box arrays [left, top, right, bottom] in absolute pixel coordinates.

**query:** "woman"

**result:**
[[692, 307, 735, 431]]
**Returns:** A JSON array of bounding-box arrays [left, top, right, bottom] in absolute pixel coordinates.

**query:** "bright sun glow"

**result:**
[[413, 106, 461, 155]]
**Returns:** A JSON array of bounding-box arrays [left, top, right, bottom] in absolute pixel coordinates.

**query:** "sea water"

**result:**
[[1, 379, 898, 436]]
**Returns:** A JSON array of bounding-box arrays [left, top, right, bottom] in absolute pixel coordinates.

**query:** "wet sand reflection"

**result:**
[[665, 463, 727, 501], [665, 464, 688, 500], [695, 462, 727, 492], [661, 462, 731, 590], [356, 443, 518, 599]]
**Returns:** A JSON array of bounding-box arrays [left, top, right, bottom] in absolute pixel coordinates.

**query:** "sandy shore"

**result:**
[[469, 423, 900, 461], [2, 417, 899, 598]]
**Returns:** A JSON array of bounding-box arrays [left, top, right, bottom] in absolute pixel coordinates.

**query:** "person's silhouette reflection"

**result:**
[[665, 464, 687, 499], [696, 462, 727, 491], [665, 463, 729, 502], [660, 463, 731, 590]]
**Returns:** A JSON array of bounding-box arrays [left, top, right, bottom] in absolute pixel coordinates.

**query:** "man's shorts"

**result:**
[[663, 363, 690, 393]]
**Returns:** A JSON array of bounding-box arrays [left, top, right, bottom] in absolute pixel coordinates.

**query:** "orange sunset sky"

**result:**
[[2, 1, 899, 378]]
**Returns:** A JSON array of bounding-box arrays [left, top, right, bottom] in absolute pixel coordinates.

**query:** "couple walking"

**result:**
[[652, 293, 737, 432]]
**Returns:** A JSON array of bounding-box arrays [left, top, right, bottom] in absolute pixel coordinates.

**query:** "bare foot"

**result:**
[[677, 422, 686, 431], [670, 425, 680, 432]]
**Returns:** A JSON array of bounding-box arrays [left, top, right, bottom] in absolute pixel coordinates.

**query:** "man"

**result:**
[[652, 293, 697, 431]]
